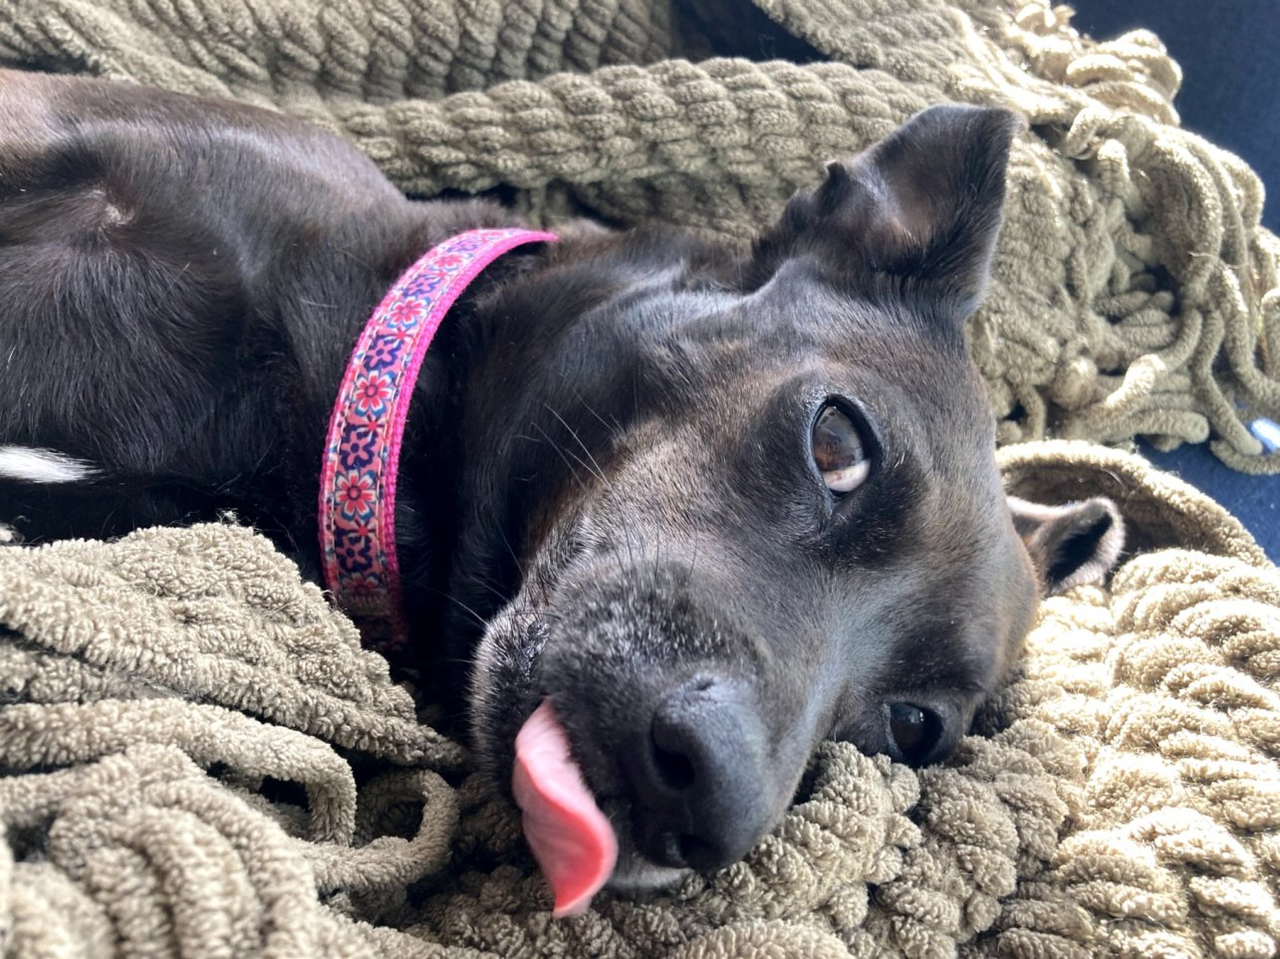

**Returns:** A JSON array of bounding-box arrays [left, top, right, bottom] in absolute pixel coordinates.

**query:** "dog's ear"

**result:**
[[1008, 496, 1125, 594], [749, 104, 1025, 318]]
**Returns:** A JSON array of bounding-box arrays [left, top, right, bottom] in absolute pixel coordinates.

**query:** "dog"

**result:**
[[0, 69, 1123, 911]]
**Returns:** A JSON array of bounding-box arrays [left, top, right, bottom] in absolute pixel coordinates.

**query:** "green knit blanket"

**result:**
[[3, 443, 1277, 957], [1, 2, 1279, 957]]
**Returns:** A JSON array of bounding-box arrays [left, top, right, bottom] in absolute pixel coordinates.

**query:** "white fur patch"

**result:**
[[0, 446, 98, 483]]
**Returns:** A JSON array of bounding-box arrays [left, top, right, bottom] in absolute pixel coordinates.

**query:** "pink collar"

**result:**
[[318, 227, 556, 654]]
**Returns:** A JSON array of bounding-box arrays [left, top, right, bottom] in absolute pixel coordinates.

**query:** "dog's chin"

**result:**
[[606, 855, 690, 894], [593, 792, 694, 893]]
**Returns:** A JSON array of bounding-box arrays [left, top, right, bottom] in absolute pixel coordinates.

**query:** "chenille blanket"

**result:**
[[1, 0, 1278, 956]]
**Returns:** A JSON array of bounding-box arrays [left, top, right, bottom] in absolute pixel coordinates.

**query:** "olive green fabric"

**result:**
[[2, 443, 1278, 958], [1, 0, 1276, 468], [1, 0, 1278, 956]]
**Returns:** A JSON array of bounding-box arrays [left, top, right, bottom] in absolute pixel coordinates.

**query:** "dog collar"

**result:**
[[318, 227, 556, 653]]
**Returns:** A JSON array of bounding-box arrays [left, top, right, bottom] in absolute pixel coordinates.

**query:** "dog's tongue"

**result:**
[[512, 699, 618, 917]]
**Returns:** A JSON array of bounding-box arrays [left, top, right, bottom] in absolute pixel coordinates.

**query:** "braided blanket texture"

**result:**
[[1, 442, 1277, 958], [1, 0, 1279, 957], [1, 0, 1277, 469]]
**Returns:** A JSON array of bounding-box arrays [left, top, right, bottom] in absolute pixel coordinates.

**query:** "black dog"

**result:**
[[0, 69, 1122, 907]]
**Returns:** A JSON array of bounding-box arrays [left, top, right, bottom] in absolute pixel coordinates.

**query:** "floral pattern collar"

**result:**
[[318, 228, 556, 654]]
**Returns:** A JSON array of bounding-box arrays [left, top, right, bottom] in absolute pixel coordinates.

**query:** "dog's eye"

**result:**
[[812, 404, 869, 494], [887, 703, 942, 765]]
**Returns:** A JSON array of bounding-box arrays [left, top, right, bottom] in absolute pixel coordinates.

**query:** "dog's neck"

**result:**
[[306, 218, 729, 691], [317, 228, 556, 654]]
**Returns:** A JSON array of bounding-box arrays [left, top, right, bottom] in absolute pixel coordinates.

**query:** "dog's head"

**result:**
[[459, 105, 1123, 902]]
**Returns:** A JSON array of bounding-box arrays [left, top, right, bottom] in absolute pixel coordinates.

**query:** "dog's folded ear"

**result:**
[[749, 104, 1025, 319], [1008, 496, 1126, 594]]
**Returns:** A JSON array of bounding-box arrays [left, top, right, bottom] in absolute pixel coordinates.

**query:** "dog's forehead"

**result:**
[[647, 276, 992, 448], [619, 301, 1011, 554]]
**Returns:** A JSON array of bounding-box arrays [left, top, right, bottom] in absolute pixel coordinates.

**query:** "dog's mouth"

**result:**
[[470, 524, 782, 913], [512, 698, 618, 915]]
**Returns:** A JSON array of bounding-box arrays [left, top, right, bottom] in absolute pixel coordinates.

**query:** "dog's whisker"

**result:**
[[158, 261, 192, 299], [569, 386, 630, 452], [420, 585, 490, 630], [545, 402, 653, 577], [492, 512, 529, 583], [544, 404, 609, 486], [467, 574, 515, 607], [687, 526, 702, 587], [337, 247, 376, 273], [556, 391, 645, 575], [530, 421, 595, 495]]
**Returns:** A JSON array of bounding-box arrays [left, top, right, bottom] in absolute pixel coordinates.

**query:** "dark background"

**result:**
[[1071, 0, 1279, 559]]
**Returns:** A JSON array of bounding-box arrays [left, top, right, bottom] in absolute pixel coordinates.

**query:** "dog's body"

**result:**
[[0, 70, 1122, 894]]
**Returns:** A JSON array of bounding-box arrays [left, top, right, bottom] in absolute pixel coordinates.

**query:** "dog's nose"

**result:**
[[627, 676, 773, 872]]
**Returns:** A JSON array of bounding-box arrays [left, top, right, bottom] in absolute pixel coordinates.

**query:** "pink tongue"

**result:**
[[512, 699, 618, 917]]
